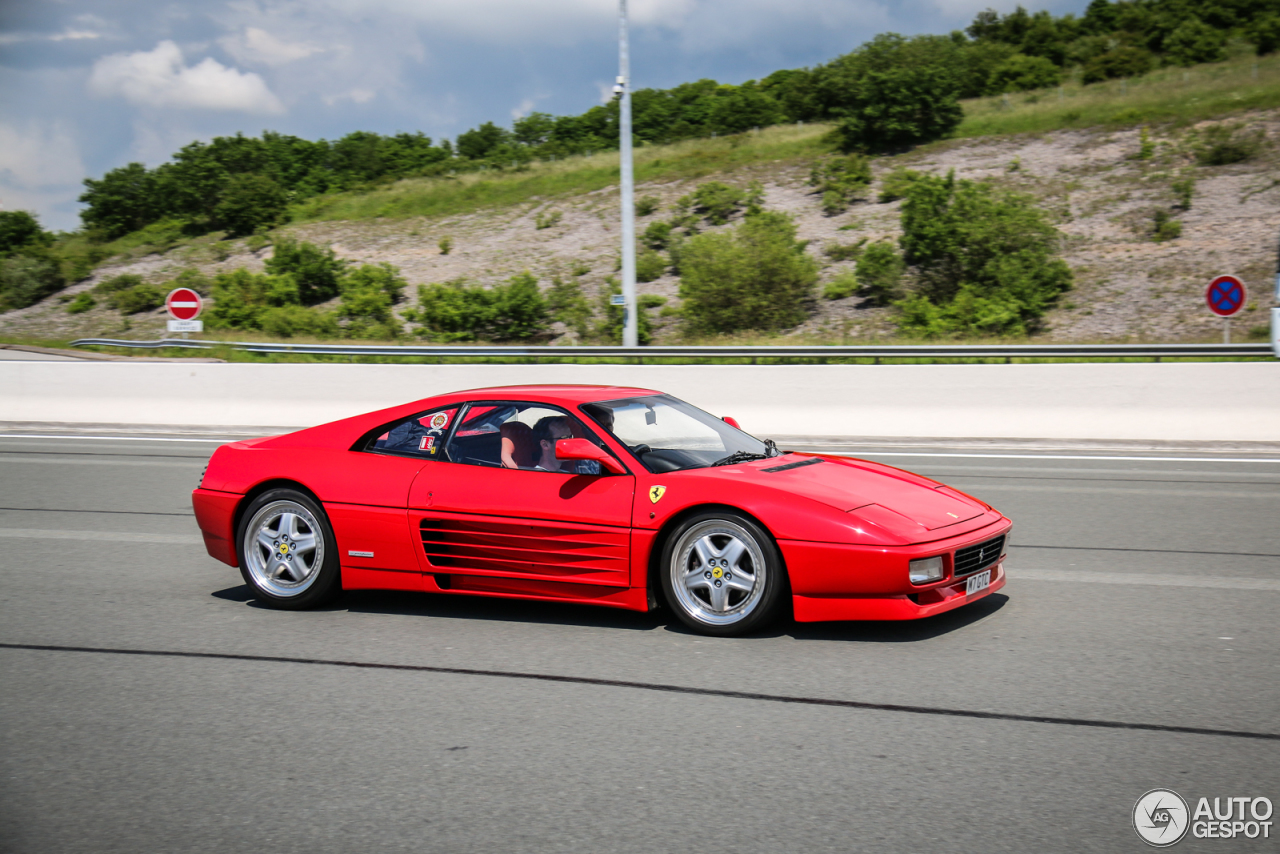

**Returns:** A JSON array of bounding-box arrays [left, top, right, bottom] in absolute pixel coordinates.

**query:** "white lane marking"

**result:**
[[1010, 568, 1280, 591], [853, 452, 1280, 464], [946, 482, 1280, 500], [0, 528, 202, 544], [0, 434, 231, 443], [0, 455, 201, 468]]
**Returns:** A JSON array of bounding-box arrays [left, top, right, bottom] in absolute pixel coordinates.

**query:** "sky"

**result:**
[[0, 0, 1088, 232]]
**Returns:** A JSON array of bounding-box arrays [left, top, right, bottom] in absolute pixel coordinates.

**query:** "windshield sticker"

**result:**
[[649, 485, 667, 504], [429, 412, 450, 431], [419, 436, 435, 452]]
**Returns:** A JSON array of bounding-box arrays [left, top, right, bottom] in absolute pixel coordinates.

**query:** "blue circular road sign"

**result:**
[[1205, 275, 1246, 318]]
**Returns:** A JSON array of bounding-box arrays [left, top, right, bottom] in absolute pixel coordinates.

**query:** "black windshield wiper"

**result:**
[[710, 450, 770, 467]]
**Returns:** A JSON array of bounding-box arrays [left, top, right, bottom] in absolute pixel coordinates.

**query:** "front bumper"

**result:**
[[792, 562, 1006, 622]]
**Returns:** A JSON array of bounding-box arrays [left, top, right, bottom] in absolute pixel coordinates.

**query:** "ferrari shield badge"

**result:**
[[649, 485, 667, 504]]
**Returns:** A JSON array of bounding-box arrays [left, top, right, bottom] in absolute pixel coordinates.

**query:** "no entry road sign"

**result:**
[[1205, 275, 1246, 318], [165, 288, 203, 321]]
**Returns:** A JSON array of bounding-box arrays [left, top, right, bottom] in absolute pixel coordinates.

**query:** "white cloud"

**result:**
[[0, 121, 88, 231], [221, 27, 325, 66], [323, 88, 376, 106], [511, 98, 537, 120], [0, 28, 105, 45], [88, 40, 285, 114]]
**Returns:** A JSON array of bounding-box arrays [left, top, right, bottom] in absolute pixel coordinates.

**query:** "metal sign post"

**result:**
[[617, 0, 637, 348]]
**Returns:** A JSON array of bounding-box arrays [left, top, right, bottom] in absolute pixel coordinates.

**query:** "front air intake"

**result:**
[[953, 534, 1005, 578]]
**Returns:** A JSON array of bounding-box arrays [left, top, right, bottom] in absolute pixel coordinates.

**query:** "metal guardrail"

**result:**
[[69, 338, 1275, 360]]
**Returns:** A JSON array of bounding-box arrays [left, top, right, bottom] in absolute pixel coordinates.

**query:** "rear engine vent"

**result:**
[[762, 458, 823, 473], [953, 534, 1005, 578]]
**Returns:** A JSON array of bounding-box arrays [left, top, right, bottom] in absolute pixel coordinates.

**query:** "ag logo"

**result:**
[[1133, 789, 1190, 847], [649, 485, 667, 504]]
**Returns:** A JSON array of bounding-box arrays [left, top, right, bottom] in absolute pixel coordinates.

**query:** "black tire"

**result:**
[[236, 488, 340, 610], [659, 510, 786, 636]]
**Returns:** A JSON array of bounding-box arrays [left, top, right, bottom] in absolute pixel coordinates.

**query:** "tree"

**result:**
[[79, 163, 165, 239], [215, 173, 289, 236], [513, 112, 556, 147], [856, 241, 905, 305], [1082, 45, 1154, 84], [0, 211, 49, 257], [0, 256, 63, 311], [678, 211, 818, 334], [989, 54, 1061, 93], [818, 34, 964, 153], [455, 122, 511, 160]]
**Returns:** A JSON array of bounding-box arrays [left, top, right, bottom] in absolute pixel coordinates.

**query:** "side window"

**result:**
[[368, 406, 459, 459], [446, 403, 607, 473]]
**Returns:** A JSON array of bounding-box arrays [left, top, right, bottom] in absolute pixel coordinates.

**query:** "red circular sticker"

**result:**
[[166, 287, 203, 321]]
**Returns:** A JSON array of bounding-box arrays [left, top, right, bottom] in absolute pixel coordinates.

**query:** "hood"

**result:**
[[746, 454, 985, 531]]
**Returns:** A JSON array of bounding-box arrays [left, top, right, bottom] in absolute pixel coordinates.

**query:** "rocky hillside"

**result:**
[[4, 112, 1278, 345]]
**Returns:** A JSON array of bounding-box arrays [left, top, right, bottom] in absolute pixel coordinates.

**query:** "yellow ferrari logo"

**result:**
[[712, 567, 723, 579], [649, 485, 666, 504], [278, 543, 290, 554]]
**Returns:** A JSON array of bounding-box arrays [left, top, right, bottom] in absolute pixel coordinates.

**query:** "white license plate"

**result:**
[[965, 569, 992, 595]]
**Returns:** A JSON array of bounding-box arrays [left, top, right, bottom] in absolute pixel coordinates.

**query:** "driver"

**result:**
[[531, 416, 574, 472]]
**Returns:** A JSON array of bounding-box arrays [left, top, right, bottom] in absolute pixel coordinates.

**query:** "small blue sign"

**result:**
[[1205, 275, 1246, 318]]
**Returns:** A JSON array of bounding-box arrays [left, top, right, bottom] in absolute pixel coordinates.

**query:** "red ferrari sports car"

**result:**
[[192, 385, 1010, 636]]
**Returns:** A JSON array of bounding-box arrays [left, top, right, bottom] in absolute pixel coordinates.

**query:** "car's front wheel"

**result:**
[[660, 511, 786, 636], [237, 488, 340, 609]]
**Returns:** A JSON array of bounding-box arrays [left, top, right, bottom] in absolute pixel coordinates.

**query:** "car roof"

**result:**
[[452, 384, 662, 405]]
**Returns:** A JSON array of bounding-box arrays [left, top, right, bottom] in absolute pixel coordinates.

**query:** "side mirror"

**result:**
[[722, 416, 741, 430], [555, 438, 626, 475]]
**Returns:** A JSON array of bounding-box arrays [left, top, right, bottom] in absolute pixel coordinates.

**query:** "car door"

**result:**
[[331, 404, 461, 591], [407, 402, 635, 595]]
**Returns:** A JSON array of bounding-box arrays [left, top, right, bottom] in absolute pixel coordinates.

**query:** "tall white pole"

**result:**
[[618, 0, 638, 347]]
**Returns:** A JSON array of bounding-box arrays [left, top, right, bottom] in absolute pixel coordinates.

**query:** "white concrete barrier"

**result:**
[[2, 361, 1277, 442]]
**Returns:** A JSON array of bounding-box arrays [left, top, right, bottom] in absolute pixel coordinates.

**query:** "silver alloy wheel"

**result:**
[[669, 519, 766, 626], [242, 500, 325, 598]]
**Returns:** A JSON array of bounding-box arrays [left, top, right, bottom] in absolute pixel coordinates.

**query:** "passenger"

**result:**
[[531, 416, 574, 472]]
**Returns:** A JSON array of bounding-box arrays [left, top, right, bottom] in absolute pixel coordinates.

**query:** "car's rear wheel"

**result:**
[[660, 511, 786, 636], [237, 488, 339, 610]]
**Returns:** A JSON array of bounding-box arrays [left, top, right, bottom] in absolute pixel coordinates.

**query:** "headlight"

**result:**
[[909, 556, 945, 585]]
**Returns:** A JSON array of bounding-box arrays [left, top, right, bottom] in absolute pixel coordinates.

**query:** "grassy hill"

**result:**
[[2, 52, 1278, 353]]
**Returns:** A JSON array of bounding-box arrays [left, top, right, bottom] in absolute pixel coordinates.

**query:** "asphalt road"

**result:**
[[1, 432, 1277, 853]]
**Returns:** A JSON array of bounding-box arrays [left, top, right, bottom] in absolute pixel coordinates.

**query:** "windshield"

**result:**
[[582, 394, 773, 472]]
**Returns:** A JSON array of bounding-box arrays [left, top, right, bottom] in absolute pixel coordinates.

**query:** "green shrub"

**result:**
[[678, 210, 818, 334], [988, 54, 1060, 93], [570, 259, 591, 277], [1251, 14, 1280, 55], [635, 195, 660, 216], [878, 168, 924, 203], [856, 240, 905, 305], [896, 171, 1071, 336], [636, 249, 667, 283], [686, 182, 746, 225], [822, 269, 859, 300], [66, 292, 97, 313], [1194, 124, 1265, 166], [1165, 18, 1227, 66], [545, 275, 592, 338], [265, 237, 346, 304], [643, 220, 673, 250], [1082, 46, 1154, 84], [823, 239, 866, 262], [1136, 127, 1155, 160], [535, 209, 563, 230], [343, 262, 406, 304], [245, 232, 271, 253], [1152, 210, 1182, 242], [107, 283, 165, 314], [413, 272, 547, 342], [809, 155, 872, 214], [95, 273, 144, 295], [438, 236, 453, 255], [259, 305, 338, 339], [215, 173, 288, 237], [206, 269, 302, 330], [1171, 174, 1195, 209], [0, 255, 64, 310]]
